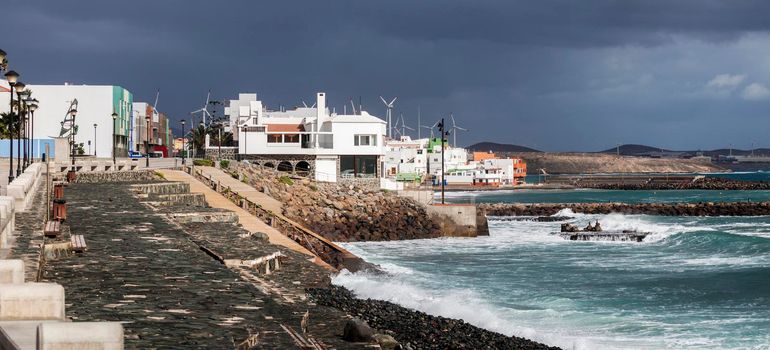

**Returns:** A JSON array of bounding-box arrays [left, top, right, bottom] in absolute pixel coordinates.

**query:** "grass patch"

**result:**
[[193, 159, 214, 166], [154, 171, 165, 180], [219, 160, 230, 169], [278, 176, 294, 186]]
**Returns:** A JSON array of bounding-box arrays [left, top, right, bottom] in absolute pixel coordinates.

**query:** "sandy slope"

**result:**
[[514, 152, 725, 174]]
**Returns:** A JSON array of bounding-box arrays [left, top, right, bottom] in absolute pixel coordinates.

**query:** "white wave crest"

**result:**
[[333, 270, 598, 350]]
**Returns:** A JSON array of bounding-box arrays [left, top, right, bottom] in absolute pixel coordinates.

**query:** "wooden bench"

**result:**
[[43, 221, 61, 238], [70, 235, 87, 252]]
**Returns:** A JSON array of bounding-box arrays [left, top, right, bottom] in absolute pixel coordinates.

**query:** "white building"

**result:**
[[226, 92, 387, 183], [383, 136, 429, 179], [0, 81, 132, 158]]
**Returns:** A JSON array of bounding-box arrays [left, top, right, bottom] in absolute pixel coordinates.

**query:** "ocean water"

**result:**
[[443, 188, 770, 204], [335, 194, 770, 349]]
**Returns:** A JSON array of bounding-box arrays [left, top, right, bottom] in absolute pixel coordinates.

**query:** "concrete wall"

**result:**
[[426, 204, 488, 237]]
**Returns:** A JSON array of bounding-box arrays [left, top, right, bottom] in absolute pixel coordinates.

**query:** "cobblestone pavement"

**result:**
[[39, 182, 361, 349]]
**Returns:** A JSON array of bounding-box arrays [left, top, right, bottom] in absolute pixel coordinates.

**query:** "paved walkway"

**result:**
[[157, 169, 317, 260]]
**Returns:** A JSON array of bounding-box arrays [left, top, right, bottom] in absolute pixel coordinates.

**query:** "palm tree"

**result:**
[[0, 112, 19, 140]]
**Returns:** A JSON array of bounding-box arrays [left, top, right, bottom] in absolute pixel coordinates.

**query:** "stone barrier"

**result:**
[[37, 322, 124, 350], [0, 261, 24, 284], [71, 170, 157, 184], [0, 283, 65, 321], [7, 163, 43, 212], [0, 197, 15, 248]]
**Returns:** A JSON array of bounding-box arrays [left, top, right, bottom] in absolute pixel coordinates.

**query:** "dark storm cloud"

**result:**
[[4, 0, 770, 150]]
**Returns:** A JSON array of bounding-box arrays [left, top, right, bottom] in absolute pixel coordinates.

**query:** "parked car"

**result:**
[[128, 151, 143, 159]]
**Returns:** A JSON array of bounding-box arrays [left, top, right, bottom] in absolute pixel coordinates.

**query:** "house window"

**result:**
[[284, 134, 300, 143], [267, 134, 282, 143], [354, 134, 376, 146], [340, 155, 378, 178]]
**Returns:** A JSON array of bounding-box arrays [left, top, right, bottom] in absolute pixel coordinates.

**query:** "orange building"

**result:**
[[473, 151, 497, 161], [513, 158, 527, 183]]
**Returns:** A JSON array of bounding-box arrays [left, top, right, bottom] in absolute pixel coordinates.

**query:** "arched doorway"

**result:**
[[295, 161, 311, 176], [277, 161, 293, 172]]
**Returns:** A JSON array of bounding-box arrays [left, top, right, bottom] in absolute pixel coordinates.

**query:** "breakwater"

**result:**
[[578, 177, 770, 190], [480, 201, 770, 216]]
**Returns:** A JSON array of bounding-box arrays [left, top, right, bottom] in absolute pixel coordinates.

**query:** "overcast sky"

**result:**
[[5, 0, 770, 151]]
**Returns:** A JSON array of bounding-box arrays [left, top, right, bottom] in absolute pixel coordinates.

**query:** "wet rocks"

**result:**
[[342, 318, 374, 342], [480, 202, 770, 217], [308, 286, 562, 350]]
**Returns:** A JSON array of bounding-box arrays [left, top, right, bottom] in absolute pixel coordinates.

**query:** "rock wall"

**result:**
[[480, 202, 770, 216], [233, 164, 442, 241], [71, 170, 159, 183]]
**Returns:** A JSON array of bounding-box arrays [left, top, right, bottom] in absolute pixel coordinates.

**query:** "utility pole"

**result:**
[[438, 118, 447, 204]]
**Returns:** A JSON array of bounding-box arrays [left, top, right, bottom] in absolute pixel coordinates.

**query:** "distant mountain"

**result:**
[[599, 144, 672, 155], [466, 142, 542, 153], [600, 144, 770, 157]]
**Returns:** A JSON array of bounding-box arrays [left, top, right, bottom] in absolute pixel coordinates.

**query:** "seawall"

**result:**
[[480, 202, 770, 216]]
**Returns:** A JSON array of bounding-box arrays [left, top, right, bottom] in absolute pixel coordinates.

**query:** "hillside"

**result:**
[[511, 152, 726, 174], [467, 142, 541, 153], [599, 144, 671, 155]]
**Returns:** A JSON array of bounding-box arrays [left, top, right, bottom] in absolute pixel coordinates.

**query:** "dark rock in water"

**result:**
[[374, 333, 401, 350], [308, 286, 561, 350], [343, 318, 374, 342]]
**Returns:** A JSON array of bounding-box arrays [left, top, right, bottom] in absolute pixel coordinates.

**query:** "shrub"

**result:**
[[193, 159, 214, 166], [220, 160, 230, 169], [154, 171, 165, 180], [308, 184, 318, 191], [278, 176, 294, 186]]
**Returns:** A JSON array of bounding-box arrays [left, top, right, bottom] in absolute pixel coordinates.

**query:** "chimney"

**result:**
[[316, 92, 326, 119]]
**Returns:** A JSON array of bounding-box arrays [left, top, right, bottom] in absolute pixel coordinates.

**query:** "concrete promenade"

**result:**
[[157, 169, 319, 260], [36, 180, 356, 348]]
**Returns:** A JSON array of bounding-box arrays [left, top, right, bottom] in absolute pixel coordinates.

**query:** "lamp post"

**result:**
[[111, 112, 117, 166], [13, 82, 25, 177], [217, 123, 222, 161], [145, 115, 150, 168], [4, 70, 18, 183], [437, 117, 448, 204], [18, 90, 30, 170], [23, 96, 34, 167], [180, 119, 186, 165], [199, 121, 204, 160], [92, 123, 97, 157], [28, 98, 37, 162]]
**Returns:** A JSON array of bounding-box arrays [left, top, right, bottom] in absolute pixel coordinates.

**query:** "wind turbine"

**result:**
[[190, 91, 213, 126], [379, 96, 397, 139], [421, 119, 439, 139], [398, 113, 414, 138], [449, 113, 468, 147]]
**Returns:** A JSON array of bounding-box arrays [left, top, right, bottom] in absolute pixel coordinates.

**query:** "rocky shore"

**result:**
[[308, 285, 562, 350], [234, 164, 443, 241], [480, 201, 770, 216], [579, 177, 770, 190]]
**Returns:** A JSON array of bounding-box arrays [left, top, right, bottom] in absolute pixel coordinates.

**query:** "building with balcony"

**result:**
[[132, 102, 173, 157], [226, 92, 386, 183]]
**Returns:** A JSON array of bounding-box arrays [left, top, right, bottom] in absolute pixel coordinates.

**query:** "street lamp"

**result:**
[[112, 112, 117, 166], [14, 82, 25, 177], [145, 115, 150, 168], [180, 119, 186, 165], [93, 123, 97, 157], [4, 70, 19, 183], [29, 98, 37, 162], [22, 96, 33, 168], [198, 121, 204, 160], [18, 91, 30, 170]]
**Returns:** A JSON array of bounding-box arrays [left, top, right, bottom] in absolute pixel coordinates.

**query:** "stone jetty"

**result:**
[[481, 202, 770, 216]]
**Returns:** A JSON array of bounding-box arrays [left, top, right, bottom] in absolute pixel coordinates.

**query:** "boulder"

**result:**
[[342, 318, 374, 342], [374, 333, 401, 350]]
